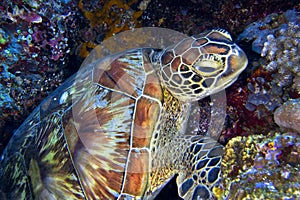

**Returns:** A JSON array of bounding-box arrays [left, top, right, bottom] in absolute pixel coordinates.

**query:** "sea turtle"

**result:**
[[0, 29, 248, 199]]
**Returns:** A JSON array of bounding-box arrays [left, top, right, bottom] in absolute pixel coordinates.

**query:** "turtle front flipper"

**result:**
[[176, 135, 223, 200]]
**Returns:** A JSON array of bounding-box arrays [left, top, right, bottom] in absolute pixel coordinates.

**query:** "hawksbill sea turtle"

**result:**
[[0, 28, 248, 199]]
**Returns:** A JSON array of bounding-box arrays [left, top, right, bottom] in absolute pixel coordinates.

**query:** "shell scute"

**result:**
[[122, 148, 149, 196], [39, 66, 93, 118], [63, 85, 134, 199], [1, 153, 31, 199], [58, 49, 160, 198], [133, 96, 160, 148], [143, 72, 163, 100], [93, 49, 146, 98]]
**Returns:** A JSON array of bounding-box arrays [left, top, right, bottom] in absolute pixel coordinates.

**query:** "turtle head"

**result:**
[[158, 29, 248, 102]]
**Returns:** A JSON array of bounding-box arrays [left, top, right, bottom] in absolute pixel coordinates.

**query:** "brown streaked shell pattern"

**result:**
[[0, 48, 163, 199], [0, 29, 248, 200]]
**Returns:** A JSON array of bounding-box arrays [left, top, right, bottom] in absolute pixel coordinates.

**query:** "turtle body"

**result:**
[[0, 29, 248, 199]]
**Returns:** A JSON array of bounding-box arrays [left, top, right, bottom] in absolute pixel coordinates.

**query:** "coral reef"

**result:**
[[238, 9, 299, 54], [0, 0, 82, 153], [246, 11, 300, 119], [220, 10, 300, 142], [261, 22, 300, 93], [213, 9, 300, 200], [213, 0, 300, 36], [217, 132, 300, 199], [220, 75, 276, 142], [78, 0, 144, 57]]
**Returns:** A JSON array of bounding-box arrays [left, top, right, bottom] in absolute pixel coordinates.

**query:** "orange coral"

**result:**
[[79, 41, 97, 58], [78, 0, 143, 57], [79, 0, 142, 37]]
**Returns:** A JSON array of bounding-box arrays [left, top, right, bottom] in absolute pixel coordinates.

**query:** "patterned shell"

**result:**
[[0, 29, 248, 199]]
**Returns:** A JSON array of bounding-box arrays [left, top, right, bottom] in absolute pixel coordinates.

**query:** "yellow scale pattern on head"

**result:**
[[159, 29, 247, 102]]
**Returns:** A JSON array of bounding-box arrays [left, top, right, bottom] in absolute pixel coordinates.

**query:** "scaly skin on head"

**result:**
[[147, 29, 248, 199], [157, 29, 248, 102]]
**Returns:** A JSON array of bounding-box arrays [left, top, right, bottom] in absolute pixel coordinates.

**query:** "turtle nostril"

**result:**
[[231, 45, 242, 56]]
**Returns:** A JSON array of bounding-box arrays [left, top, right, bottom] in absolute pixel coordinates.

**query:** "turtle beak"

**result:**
[[213, 45, 248, 90], [231, 45, 248, 73], [224, 45, 248, 80]]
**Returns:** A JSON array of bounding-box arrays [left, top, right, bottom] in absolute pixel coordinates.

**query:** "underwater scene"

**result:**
[[0, 0, 299, 199]]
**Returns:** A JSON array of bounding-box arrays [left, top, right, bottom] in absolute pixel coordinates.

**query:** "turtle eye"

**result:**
[[194, 54, 224, 77]]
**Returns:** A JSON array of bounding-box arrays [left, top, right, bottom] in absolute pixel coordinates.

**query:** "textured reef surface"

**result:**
[[221, 9, 300, 141], [217, 132, 300, 199], [0, 0, 82, 151], [216, 9, 300, 200], [0, 0, 300, 199]]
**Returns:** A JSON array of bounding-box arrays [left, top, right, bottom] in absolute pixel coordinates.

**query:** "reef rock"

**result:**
[[274, 98, 300, 133], [216, 132, 300, 199]]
